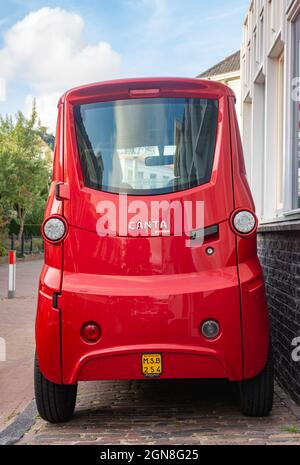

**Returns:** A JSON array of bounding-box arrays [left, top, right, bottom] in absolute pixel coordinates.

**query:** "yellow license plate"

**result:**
[[142, 353, 162, 377]]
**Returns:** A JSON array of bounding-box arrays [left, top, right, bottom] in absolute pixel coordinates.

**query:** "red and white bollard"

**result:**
[[8, 250, 16, 299]]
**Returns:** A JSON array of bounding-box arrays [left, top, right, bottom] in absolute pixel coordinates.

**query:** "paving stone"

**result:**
[[18, 380, 300, 445]]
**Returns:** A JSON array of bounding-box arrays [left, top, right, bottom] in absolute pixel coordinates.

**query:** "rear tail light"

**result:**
[[81, 322, 101, 343], [201, 320, 220, 340], [42, 216, 67, 243], [231, 209, 257, 236], [129, 88, 160, 96]]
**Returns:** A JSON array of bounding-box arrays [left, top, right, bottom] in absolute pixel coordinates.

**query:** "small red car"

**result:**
[[34, 78, 273, 423]]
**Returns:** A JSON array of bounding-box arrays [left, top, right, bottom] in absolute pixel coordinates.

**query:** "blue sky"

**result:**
[[0, 0, 249, 132]]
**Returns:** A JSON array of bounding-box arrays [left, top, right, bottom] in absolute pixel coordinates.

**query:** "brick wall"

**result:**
[[258, 229, 300, 404]]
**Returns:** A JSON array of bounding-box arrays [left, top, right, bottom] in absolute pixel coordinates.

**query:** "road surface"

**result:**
[[0, 259, 42, 431]]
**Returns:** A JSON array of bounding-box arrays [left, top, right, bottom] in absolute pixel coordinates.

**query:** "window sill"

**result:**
[[258, 217, 300, 233], [284, 208, 300, 217]]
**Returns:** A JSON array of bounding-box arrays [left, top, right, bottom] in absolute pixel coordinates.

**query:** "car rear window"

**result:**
[[74, 97, 218, 195]]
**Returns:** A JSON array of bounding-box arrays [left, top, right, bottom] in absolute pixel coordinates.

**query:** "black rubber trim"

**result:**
[[52, 293, 60, 309], [190, 224, 219, 241]]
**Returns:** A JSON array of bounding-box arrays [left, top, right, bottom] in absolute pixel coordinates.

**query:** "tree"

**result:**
[[0, 104, 51, 241], [37, 125, 55, 151]]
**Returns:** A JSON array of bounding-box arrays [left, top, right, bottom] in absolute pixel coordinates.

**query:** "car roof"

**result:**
[[60, 77, 235, 105]]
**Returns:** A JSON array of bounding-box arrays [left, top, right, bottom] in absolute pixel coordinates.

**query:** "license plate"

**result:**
[[142, 353, 162, 377]]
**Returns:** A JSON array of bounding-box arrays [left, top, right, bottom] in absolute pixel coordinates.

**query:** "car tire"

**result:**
[[239, 342, 274, 417], [34, 354, 77, 423]]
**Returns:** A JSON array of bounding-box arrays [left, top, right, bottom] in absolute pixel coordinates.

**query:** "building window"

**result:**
[[149, 173, 157, 188], [259, 12, 264, 64], [270, 0, 276, 33], [276, 53, 284, 210], [242, 55, 247, 93], [249, 4, 253, 34], [254, 29, 259, 65], [247, 44, 251, 87], [243, 18, 248, 46], [293, 12, 300, 208]]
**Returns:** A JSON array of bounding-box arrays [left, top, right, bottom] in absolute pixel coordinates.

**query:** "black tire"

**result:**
[[238, 342, 274, 417], [34, 354, 77, 423]]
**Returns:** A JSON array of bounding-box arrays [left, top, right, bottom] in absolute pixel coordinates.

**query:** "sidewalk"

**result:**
[[0, 259, 43, 431]]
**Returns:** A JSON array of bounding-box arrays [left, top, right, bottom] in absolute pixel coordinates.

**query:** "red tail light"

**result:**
[[81, 322, 101, 344], [42, 215, 68, 244], [129, 88, 160, 96]]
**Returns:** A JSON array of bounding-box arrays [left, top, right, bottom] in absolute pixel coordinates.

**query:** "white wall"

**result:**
[[241, 0, 300, 222], [205, 73, 242, 127], [228, 77, 242, 126]]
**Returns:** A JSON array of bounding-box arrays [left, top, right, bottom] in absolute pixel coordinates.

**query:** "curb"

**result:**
[[0, 401, 37, 445]]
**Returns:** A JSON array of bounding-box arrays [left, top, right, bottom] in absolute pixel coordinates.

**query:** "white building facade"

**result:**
[[241, 0, 300, 221], [198, 51, 241, 126], [241, 0, 300, 405]]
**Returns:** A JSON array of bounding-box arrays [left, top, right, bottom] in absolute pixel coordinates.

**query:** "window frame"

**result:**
[[291, 8, 300, 210], [276, 52, 285, 211]]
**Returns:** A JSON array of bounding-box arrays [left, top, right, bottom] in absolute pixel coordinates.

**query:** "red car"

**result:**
[[34, 78, 273, 423]]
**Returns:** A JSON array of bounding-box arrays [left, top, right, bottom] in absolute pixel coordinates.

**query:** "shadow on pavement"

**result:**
[[73, 379, 238, 422]]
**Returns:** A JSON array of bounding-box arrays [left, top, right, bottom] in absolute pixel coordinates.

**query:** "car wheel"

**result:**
[[238, 341, 274, 417], [34, 353, 77, 423]]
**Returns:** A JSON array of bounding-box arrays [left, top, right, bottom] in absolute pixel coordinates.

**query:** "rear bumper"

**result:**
[[35, 260, 269, 385], [73, 344, 233, 383], [59, 266, 244, 384]]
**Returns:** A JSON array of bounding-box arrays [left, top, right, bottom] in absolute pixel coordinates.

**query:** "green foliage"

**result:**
[[8, 218, 19, 235], [0, 102, 52, 241], [25, 197, 46, 225], [37, 125, 55, 150], [0, 244, 6, 257], [9, 219, 42, 237], [0, 204, 11, 254], [24, 224, 43, 236]]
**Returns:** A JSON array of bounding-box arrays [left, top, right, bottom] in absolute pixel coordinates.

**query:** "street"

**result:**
[[0, 259, 300, 445], [0, 259, 42, 431]]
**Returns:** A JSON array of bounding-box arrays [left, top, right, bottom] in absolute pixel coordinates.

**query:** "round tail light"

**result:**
[[201, 320, 220, 340], [231, 210, 257, 236], [81, 322, 101, 343], [42, 216, 67, 243]]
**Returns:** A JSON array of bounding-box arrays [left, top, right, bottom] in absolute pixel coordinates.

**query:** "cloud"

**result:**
[[25, 93, 60, 135], [0, 7, 122, 131], [124, 0, 244, 78], [0, 78, 6, 102]]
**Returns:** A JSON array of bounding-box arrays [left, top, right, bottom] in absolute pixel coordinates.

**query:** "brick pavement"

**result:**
[[19, 379, 300, 445]]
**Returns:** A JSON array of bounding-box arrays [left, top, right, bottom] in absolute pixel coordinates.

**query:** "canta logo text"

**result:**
[[128, 220, 169, 231]]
